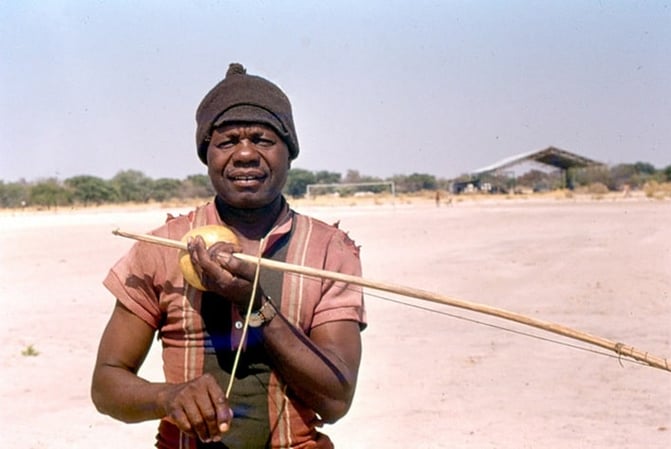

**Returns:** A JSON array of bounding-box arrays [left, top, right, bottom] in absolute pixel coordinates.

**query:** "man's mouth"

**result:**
[[227, 172, 267, 186]]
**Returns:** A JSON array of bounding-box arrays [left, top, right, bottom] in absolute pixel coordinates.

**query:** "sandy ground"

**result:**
[[0, 197, 669, 448]]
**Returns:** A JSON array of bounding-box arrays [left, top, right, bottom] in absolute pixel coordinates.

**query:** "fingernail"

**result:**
[[219, 422, 230, 433]]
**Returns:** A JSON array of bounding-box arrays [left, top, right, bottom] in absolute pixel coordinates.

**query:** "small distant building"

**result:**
[[454, 146, 603, 193]]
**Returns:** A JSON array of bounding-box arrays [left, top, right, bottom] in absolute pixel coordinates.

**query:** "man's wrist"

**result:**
[[246, 296, 277, 328]]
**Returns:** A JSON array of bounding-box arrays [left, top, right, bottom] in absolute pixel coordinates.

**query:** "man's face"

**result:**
[[206, 123, 290, 209]]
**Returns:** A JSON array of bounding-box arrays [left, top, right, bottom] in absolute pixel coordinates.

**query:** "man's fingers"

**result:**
[[201, 375, 232, 439], [205, 380, 232, 434], [194, 399, 223, 442], [215, 252, 256, 280], [208, 241, 240, 253], [213, 394, 233, 433], [188, 237, 231, 285], [163, 375, 231, 443], [167, 402, 195, 437]]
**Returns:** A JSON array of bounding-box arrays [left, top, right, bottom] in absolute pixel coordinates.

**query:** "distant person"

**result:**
[[91, 63, 367, 449]]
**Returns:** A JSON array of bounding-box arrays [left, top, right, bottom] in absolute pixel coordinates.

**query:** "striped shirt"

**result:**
[[103, 201, 366, 449]]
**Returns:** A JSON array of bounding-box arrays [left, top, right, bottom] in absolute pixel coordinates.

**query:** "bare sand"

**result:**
[[1, 197, 669, 448]]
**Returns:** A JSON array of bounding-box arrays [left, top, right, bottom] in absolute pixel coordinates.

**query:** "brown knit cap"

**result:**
[[195, 63, 299, 164]]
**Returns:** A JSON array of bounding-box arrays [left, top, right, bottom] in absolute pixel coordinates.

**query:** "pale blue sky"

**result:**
[[1, 1, 669, 182]]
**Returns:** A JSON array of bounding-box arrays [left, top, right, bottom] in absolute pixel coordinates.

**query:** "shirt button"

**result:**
[[234, 321, 243, 329]]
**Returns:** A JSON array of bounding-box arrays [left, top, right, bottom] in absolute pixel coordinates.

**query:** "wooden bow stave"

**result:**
[[112, 228, 671, 372]]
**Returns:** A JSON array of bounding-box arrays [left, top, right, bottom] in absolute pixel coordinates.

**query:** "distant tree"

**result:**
[[571, 162, 662, 191], [340, 169, 385, 185], [285, 168, 316, 197], [407, 173, 437, 191], [0, 180, 30, 208], [335, 171, 386, 195], [516, 170, 543, 187], [478, 172, 513, 193], [435, 177, 453, 191], [515, 170, 563, 192], [633, 161, 656, 175], [342, 170, 362, 184], [572, 166, 612, 189], [151, 178, 182, 202], [111, 170, 153, 203], [30, 178, 71, 209], [392, 173, 436, 193], [180, 174, 215, 199], [65, 175, 117, 206], [610, 164, 642, 190], [664, 165, 671, 182], [314, 170, 341, 184]]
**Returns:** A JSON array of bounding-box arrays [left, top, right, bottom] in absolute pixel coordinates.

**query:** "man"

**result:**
[[91, 63, 366, 449]]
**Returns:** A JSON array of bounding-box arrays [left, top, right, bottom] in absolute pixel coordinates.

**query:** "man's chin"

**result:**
[[217, 193, 281, 210]]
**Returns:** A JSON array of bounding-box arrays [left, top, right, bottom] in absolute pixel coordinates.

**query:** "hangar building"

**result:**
[[453, 146, 603, 193]]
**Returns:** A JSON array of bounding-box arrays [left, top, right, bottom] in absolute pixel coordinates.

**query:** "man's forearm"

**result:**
[[91, 365, 169, 423], [259, 313, 361, 423]]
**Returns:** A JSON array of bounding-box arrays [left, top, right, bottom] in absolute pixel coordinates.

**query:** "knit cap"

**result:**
[[195, 63, 299, 163]]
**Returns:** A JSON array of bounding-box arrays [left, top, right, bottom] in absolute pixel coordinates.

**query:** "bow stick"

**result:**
[[112, 228, 670, 373]]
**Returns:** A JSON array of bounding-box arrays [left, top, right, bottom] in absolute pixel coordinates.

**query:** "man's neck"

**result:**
[[214, 195, 287, 241]]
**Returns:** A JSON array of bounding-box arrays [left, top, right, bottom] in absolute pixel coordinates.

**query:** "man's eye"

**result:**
[[216, 138, 236, 148], [252, 136, 274, 146]]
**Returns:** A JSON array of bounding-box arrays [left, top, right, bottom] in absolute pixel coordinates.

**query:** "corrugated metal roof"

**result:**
[[473, 146, 602, 174]]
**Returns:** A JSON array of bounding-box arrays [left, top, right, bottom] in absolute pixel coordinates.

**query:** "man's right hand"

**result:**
[[158, 374, 233, 443]]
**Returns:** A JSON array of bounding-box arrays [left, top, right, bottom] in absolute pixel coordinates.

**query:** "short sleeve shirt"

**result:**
[[103, 201, 366, 449]]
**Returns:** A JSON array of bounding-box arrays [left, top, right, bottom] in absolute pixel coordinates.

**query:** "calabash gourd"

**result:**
[[178, 225, 239, 291]]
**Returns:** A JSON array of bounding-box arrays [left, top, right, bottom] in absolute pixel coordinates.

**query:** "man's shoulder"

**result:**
[[153, 203, 215, 237], [292, 212, 360, 252], [292, 212, 339, 236]]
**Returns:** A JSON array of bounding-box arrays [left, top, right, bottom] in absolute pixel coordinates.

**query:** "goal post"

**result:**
[[306, 181, 396, 198]]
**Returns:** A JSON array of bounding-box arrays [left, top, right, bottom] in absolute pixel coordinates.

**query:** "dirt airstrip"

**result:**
[[1, 196, 669, 448]]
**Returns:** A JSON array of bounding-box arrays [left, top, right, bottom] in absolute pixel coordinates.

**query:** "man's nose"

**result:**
[[232, 140, 260, 163]]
